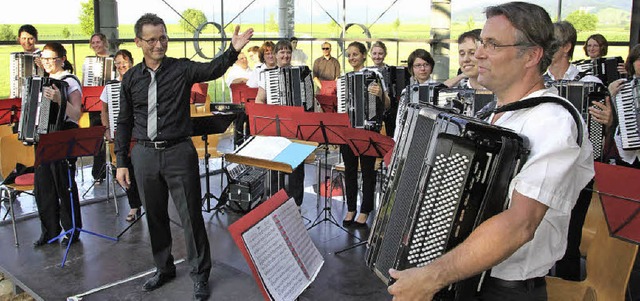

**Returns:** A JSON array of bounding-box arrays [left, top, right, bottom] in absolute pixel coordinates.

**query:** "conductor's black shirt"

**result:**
[[115, 46, 239, 167]]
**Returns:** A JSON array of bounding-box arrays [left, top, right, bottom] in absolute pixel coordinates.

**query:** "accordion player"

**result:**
[[337, 69, 386, 129], [549, 80, 607, 161], [10, 52, 44, 98], [17, 76, 69, 144], [263, 65, 315, 110], [367, 103, 528, 300], [82, 56, 115, 86], [613, 78, 640, 150]]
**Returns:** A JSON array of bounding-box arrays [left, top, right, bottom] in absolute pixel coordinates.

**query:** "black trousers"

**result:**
[[124, 163, 142, 209], [89, 111, 106, 180], [340, 144, 376, 214], [131, 139, 211, 282], [554, 179, 594, 280], [478, 276, 547, 301], [268, 163, 305, 206], [34, 122, 82, 240]]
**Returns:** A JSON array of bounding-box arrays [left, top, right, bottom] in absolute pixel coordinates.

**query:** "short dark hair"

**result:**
[[115, 49, 134, 65], [18, 24, 38, 40], [583, 34, 608, 57], [134, 13, 166, 38], [553, 21, 577, 60], [407, 49, 435, 76], [485, 2, 556, 74], [43, 42, 73, 73], [457, 29, 481, 44], [275, 39, 292, 53], [258, 41, 275, 63], [625, 44, 640, 75], [347, 41, 367, 56], [290, 36, 298, 42]]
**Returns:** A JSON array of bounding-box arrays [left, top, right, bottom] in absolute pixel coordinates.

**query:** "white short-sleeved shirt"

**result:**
[[489, 88, 595, 280], [50, 71, 82, 124], [225, 64, 252, 88], [246, 63, 266, 88]]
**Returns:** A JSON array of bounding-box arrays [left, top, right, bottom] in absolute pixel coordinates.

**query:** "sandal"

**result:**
[[126, 208, 141, 222]]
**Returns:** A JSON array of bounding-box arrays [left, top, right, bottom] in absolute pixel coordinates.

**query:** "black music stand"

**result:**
[[295, 111, 355, 234], [594, 162, 640, 245], [0, 98, 22, 126], [36, 126, 118, 267], [191, 113, 237, 213], [333, 128, 395, 254]]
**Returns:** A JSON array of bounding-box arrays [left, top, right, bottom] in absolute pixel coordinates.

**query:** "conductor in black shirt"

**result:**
[[115, 13, 253, 300]]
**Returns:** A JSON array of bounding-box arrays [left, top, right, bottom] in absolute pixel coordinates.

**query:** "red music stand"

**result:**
[[230, 83, 258, 104], [36, 126, 118, 267], [190, 82, 209, 104], [245, 102, 303, 139], [0, 98, 22, 125], [81, 86, 103, 112], [338, 127, 395, 158], [594, 162, 640, 244]]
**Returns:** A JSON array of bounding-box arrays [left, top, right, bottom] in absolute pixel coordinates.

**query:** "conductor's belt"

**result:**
[[137, 137, 189, 149]]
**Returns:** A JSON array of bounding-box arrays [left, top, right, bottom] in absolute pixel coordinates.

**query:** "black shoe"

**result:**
[[61, 235, 80, 247], [194, 281, 210, 300], [33, 236, 53, 247], [142, 271, 176, 291]]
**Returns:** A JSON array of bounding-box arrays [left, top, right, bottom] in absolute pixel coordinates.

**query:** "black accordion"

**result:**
[[105, 80, 121, 138], [337, 69, 385, 129], [574, 56, 624, 85], [614, 78, 640, 150], [400, 83, 496, 117], [550, 80, 607, 160], [82, 56, 115, 86], [10, 52, 44, 98], [226, 163, 267, 213], [377, 65, 410, 102], [264, 66, 314, 110], [366, 104, 528, 300], [18, 76, 68, 144]]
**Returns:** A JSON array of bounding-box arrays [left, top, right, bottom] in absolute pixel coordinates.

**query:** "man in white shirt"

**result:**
[[388, 3, 594, 300]]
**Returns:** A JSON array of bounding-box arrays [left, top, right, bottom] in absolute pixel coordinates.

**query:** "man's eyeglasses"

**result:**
[[139, 35, 169, 46], [322, 47, 330, 50], [40, 57, 59, 62], [477, 39, 531, 53], [413, 63, 431, 69]]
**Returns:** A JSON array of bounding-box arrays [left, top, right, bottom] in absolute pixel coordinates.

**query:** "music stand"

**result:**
[[0, 98, 22, 126], [191, 113, 237, 213], [295, 111, 355, 234], [594, 162, 640, 244], [35, 126, 118, 267], [315, 95, 337, 113], [81, 86, 103, 112], [245, 102, 303, 138], [333, 128, 395, 254]]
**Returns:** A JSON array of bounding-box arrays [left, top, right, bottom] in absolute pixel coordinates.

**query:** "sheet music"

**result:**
[[242, 198, 324, 301], [236, 136, 292, 161]]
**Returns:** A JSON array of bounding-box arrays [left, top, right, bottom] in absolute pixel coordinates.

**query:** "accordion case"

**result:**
[[366, 104, 528, 300]]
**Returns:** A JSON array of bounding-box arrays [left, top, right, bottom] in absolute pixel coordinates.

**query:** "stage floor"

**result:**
[[0, 138, 638, 301]]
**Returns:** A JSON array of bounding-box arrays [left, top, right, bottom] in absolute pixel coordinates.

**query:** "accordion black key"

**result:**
[[550, 80, 607, 160], [366, 104, 528, 300], [264, 66, 314, 110], [18, 76, 68, 145], [614, 78, 640, 150], [337, 69, 385, 129]]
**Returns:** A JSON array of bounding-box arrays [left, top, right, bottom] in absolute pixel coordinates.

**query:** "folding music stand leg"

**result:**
[[48, 160, 118, 267], [199, 134, 226, 214]]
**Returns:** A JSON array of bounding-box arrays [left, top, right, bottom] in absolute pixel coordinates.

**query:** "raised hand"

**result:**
[[231, 25, 254, 52]]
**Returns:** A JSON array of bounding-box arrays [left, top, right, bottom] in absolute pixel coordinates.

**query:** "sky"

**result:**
[[1, 0, 512, 25]]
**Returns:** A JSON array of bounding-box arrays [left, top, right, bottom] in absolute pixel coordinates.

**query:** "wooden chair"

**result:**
[[579, 187, 604, 256], [0, 133, 36, 246], [546, 212, 638, 301]]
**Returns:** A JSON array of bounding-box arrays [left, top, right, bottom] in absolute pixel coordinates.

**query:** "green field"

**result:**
[[0, 22, 633, 100]]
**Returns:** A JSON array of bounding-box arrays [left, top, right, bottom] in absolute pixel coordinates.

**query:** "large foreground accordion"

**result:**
[[337, 69, 385, 129], [400, 83, 496, 118], [366, 104, 528, 300], [10, 52, 43, 98], [105, 80, 121, 138], [82, 56, 115, 86], [614, 78, 640, 150], [264, 66, 314, 110], [550, 80, 607, 160], [18, 76, 68, 144], [574, 57, 624, 85]]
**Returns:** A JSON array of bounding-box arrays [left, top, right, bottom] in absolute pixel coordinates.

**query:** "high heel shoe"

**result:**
[[353, 213, 369, 228], [126, 208, 142, 222], [342, 211, 356, 227]]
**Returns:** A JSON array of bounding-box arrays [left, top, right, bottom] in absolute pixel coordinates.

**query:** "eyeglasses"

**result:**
[[40, 57, 59, 62], [115, 61, 130, 67], [413, 63, 431, 69], [138, 35, 169, 46], [477, 39, 531, 53], [322, 47, 330, 50]]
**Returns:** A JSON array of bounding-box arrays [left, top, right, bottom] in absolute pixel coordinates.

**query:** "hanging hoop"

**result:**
[[193, 21, 228, 60]]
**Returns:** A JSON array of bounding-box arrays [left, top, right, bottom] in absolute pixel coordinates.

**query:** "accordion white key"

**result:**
[[82, 56, 115, 86], [10, 52, 43, 98], [105, 81, 121, 138], [614, 79, 640, 150], [264, 66, 314, 110]]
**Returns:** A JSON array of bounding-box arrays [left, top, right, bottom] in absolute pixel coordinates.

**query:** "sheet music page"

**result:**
[[242, 198, 323, 301], [236, 136, 292, 161]]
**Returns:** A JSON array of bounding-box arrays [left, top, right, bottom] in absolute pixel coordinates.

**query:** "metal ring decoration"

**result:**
[[338, 23, 372, 57], [193, 21, 227, 60]]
